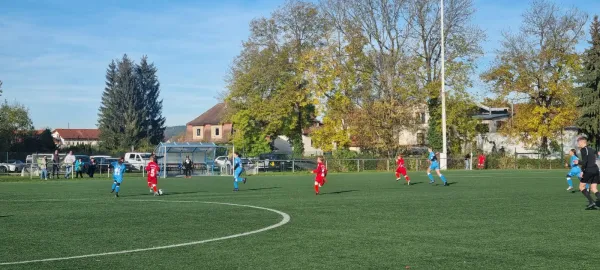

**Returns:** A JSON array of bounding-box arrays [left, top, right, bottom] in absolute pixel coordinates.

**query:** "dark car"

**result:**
[[258, 153, 292, 172], [98, 158, 134, 172]]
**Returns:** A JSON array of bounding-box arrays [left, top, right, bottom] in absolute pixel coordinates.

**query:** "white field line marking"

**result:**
[[0, 200, 291, 266]]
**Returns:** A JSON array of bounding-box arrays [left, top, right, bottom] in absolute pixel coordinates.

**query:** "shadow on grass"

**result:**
[[245, 187, 282, 191], [0, 215, 12, 218], [406, 181, 423, 185], [322, 190, 359, 195]]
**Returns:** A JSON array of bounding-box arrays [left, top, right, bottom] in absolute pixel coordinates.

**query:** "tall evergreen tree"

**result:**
[[118, 55, 146, 149], [576, 16, 600, 149], [98, 60, 122, 149], [137, 56, 166, 145]]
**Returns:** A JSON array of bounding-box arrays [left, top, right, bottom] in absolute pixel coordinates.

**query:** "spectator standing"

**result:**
[[464, 153, 471, 170], [88, 158, 96, 178], [52, 150, 60, 179], [184, 156, 193, 178], [64, 151, 75, 179], [39, 156, 48, 180], [75, 158, 84, 178]]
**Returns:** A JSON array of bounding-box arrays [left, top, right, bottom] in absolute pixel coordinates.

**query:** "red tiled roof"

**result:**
[[187, 103, 227, 126], [53, 129, 100, 140]]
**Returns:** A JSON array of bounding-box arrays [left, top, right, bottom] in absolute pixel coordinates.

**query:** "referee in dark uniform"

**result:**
[[577, 137, 600, 209]]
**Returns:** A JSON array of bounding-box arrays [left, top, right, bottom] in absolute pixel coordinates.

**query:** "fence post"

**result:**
[[387, 159, 389, 172], [325, 160, 328, 170], [292, 159, 295, 173], [357, 159, 360, 172]]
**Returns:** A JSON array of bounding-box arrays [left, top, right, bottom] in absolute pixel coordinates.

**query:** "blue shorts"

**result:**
[[567, 167, 582, 178], [429, 161, 440, 171], [113, 177, 123, 184]]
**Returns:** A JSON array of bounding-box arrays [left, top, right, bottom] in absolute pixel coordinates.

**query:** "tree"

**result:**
[[226, 0, 325, 156], [98, 60, 122, 149], [98, 55, 165, 150], [0, 80, 3, 97], [482, 0, 587, 151], [0, 101, 34, 152], [137, 56, 166, 145], [406, 0, 484, 151], [576, 15, 600, 149], [118, 55, 146, 149]]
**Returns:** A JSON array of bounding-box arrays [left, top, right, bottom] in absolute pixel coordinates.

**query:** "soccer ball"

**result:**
[[158, 189, 164, 195]]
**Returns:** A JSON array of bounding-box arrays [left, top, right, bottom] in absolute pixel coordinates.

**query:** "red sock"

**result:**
[[314, 184, 319, 193], [395, 173, 400, 178], [152, 185, 158, 193], [405, 175, 410, 181]]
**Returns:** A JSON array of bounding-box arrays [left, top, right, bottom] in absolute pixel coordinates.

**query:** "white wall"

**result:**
[[477, 130, 579, 157], [275, 135, 324, 156]]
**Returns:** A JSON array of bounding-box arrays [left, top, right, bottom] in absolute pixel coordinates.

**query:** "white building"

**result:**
[[52, 129, 100, 148]]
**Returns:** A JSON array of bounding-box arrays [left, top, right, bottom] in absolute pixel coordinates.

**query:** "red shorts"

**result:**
[[315, 178, 325, 185], [147, 179, 157, 186], [396, 167, 407, 175]]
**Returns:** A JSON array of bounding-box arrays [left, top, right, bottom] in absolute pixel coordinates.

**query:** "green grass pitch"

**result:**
[[1, 170, 598, 269]]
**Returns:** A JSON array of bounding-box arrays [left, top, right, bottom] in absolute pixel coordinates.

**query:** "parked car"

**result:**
[[124, 152, 152, 170], [98, 158, 135, 172], [90, 155, 111, 160], [214, 156, 230, 168], [0, 160, 26, 173], [258, 153, 292, 172]]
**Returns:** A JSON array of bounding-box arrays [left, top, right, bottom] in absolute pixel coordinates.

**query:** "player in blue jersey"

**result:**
[[427, 147, 448, 186], [232, 152, 247, 191], [565, 149, 582, 191], [110, 157, 127, 197]]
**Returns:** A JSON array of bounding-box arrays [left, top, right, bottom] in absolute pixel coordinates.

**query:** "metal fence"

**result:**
[[0, 151, 578, 179]]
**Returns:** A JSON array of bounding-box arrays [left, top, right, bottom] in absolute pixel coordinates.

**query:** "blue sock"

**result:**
[[567, 178, 573, 187], [586, 183, 590, 189], [115, 184, 120, 193], [440, 175, 447, 183], [233, 180, 239, 189], [111, 182, 116, 191], [427, 173, 434, 182]]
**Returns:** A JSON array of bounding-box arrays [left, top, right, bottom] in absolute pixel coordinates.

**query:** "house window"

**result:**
[[193, 126, 204, 139], [417, 133, 425, 145], [215, 128, 220, 136], [419, 113, 426, 124]]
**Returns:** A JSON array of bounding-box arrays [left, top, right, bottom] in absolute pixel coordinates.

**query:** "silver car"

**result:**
[[0, 160, 26, 173]]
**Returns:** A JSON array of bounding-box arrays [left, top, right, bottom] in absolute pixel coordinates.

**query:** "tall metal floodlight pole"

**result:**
[[440, 0, 448, 168]]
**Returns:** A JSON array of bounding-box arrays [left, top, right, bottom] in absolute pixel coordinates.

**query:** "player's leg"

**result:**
[[566, 172, 574, 191], [579, 176, 595, 208], [427, 166, 435, 183], [151, 180, 159, 195], [395, 168, 401, 181], [314, 180, 320, 195], [111, 180, 117, 193], [114, 179, 123, 197], [436, 168, 448, 186], [590, 173, 600, 202], [402, 169, 410, 185]]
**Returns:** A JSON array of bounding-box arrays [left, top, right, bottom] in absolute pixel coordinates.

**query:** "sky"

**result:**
[[0, 0, 599, 129]]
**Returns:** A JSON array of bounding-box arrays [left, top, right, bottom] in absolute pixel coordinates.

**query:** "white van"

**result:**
[[124, 152, 152, 170], [90, 155, 111, 160]]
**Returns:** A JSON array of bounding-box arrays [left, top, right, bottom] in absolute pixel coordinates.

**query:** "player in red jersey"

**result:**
[[312, 156, 327, 195], [395, 154, 411, 185], [146, 156, 161, 196], [477, 153, 486, 169]]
